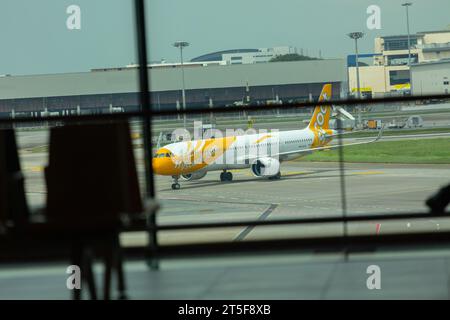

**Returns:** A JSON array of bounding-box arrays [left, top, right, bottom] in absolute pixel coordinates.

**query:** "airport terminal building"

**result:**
[[0, 59, 346, 118], [348, 30, 450, 97]]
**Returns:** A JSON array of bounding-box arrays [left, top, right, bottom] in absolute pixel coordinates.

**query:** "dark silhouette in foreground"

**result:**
[[427, 184, 450, 214]]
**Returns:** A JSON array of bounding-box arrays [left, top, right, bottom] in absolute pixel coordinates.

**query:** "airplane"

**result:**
[[152, 84, 383, 190]]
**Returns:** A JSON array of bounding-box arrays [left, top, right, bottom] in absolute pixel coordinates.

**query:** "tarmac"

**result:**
[[17, 145, 450, 246], [3, 126, 450, 300], [152, 162, 450, 245]]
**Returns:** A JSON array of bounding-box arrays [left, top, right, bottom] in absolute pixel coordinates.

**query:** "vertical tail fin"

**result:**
[[308, 84, 332, 130]]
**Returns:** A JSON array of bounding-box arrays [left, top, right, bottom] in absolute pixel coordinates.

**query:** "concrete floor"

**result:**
[[2, 250, 450, 299]]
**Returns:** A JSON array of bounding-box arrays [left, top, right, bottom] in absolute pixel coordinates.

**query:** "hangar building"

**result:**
[[0, 59, 346, 118], [411, 59, 450, 96]]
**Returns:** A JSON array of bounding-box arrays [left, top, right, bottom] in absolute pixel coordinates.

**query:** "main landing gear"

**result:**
[[171, 176, 180, 190], [220, 171, 233, 182]]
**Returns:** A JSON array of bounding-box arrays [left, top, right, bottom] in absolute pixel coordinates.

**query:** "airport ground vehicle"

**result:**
[[407, 115, 423, 128], [387, 119, 406, 129], [366, 119, 383, 130]]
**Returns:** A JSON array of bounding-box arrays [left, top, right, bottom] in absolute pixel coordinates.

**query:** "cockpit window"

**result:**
[[155, 152, 172, 158]]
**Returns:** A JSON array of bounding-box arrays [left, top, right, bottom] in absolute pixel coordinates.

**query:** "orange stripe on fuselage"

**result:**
[[255, 135, 273, 144], [152, 136, 236, 176]]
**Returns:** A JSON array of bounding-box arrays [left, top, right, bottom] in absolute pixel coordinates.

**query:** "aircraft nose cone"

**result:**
[[152, 158, 162, 174], [152, 157, 174, 175]]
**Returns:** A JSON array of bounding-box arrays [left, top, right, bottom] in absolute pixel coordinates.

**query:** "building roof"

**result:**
[[411, 58, 450, 67], [381, 34, 423, 40], [0, 59, 346, 100], [417, 30, 450, 35], [191, 49, 259, 62], [380, 30, 450, 40]]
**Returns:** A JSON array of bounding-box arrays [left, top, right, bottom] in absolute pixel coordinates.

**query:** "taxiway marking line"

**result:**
[[351, 171, 384, 176], [234, 203, 278, 241]]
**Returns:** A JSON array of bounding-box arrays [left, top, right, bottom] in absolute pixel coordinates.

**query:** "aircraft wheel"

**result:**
[[171, 183, 180, 190], [220, 172, 233, 182]]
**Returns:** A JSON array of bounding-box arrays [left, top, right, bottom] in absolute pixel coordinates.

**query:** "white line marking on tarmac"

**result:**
[[234, 204, 278, 241]]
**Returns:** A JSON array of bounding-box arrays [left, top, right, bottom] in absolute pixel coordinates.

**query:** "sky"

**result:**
[[0, 0, 449, 75]]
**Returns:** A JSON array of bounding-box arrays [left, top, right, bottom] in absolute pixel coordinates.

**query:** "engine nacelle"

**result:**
[[251, 158, 280, 177], [181, 171, 207, 181]]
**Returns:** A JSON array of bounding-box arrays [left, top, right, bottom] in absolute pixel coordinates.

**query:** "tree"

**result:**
[[269, 53, 322, 62]]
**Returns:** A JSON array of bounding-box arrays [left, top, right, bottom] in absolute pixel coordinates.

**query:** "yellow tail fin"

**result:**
[[308, 84, 332, 130]]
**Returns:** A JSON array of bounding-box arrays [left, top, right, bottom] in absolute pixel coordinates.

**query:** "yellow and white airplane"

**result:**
[[153, 84, 382, 189]]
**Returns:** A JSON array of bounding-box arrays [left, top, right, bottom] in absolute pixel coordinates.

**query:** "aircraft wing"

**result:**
[[324, 129, 368, 139]]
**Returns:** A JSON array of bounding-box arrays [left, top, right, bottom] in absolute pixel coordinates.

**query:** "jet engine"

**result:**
[[251, 158, 280, 177], [181, 171, 207, 181]]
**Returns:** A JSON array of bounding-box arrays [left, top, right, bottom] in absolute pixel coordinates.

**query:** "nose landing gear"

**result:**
[[171, 175, 181, 190]]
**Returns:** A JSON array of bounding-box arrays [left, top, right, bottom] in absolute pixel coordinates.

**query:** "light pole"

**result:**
[[402, 2, 413, 67], [173, 41, 189, 128], [348, 32, 364, 128], [402, 2, 413, 95]]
